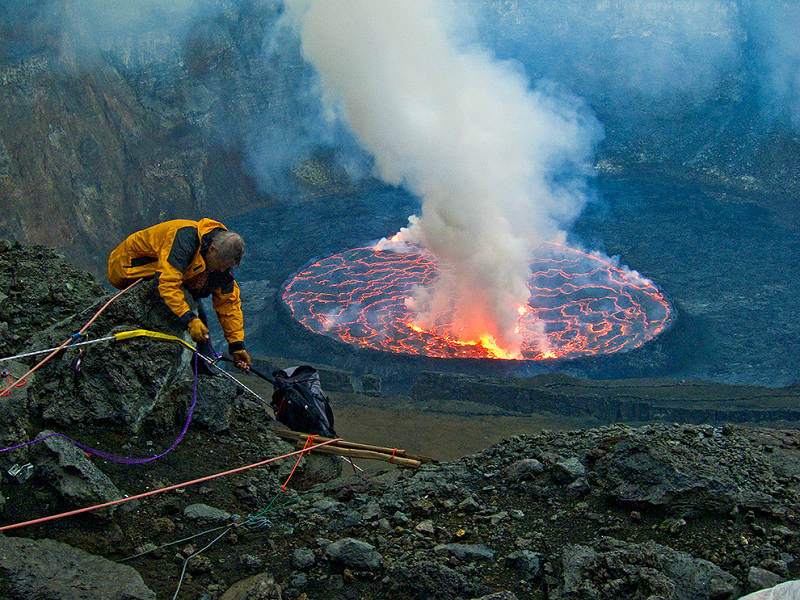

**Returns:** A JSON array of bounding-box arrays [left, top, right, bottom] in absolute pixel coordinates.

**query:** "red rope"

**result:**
[[0, 436, 342, 533], [281, 434, 318, 491], [0, 278, 142, 396], [389, 448, 402, 464], [0, 372, 26, 397]]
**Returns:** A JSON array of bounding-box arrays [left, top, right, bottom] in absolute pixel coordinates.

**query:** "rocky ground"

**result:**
[[1, 241, 800, 600]]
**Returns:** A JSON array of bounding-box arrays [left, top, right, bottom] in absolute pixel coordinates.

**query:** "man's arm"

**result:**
[[211, 277, 245, 349], [212, 278, 249, 369], [156, 226, 200, 325]]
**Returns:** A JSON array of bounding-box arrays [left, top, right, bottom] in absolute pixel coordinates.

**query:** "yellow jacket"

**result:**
[[107, 218, 245, 350]]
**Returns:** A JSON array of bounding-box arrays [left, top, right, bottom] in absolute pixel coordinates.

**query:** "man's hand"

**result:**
[[232, 349, 251, 372], [188, 318, 210, 343]]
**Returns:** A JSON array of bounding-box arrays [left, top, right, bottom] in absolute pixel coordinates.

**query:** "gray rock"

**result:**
[[416, 519, 436, 535], [385, 560, 489, 599], [34, 430, 123, 507], [239, 554, 263, 572], [30, 283, 193, 436], [392, 510, 409, 525], [292, 547, 315, 570], [747, 566, 783, 591], [505, 550, 542, 578], [434, 543, 495, 562], [502, 458, 545, 481], [325, 537, 383, 570], [567, 477, 591, 497], [0, 361, 32, 463], [312, 498, 342, 513], [191, 375, 235, 432], [594, 428, 783, 513], [220, 573, 282, 600], [0, 536, 154, 599], [458, 495, 481, 512], [294, 454, 342, 487], [183, 503, 232, 523], [471, 593, 519, 600], [553, 457, 587, 483], [363, 502, 381, 521], [552, 537, 741, 600]]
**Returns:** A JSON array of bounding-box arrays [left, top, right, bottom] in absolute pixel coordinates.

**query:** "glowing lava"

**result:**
[[282, 242, 672, 360]]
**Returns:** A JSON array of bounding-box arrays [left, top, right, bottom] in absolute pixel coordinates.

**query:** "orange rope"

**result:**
[[0, 436, 342, 533], [0, 279, 141, 396], [281, 434, 318, 491]]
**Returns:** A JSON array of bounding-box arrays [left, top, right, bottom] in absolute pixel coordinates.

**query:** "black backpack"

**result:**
[[270, 366, 336, 436]]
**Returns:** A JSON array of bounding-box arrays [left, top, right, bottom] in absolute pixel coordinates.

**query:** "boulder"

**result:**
[[551, 536, 740, 600], [183, 503, 232, 523], [502, 458, 545, 482], [384, 560, 490, 600], [747, 567, 783, 592], [33, 429, 123, 507], [29, 282, 191, 435], [593, 427, 785, 513], [292, 547, 315, 570], [0, 536, 154, 599], [325, 537, 383, 570]]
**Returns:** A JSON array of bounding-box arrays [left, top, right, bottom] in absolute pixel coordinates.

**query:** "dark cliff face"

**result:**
[[0, 0, 354, 273]]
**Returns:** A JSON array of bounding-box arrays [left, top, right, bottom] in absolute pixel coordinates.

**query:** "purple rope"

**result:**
[[0, 353, 200, 464]]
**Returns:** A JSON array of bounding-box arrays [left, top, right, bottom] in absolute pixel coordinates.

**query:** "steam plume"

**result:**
[[289, 0, 601, 354]]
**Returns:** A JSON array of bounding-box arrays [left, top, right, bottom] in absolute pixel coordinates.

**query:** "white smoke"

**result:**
[[746, 2, 800, 128], [288, 0, 602, 354]]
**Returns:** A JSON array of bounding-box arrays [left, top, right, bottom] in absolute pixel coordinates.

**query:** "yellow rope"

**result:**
[[113, 329, 197, 353]]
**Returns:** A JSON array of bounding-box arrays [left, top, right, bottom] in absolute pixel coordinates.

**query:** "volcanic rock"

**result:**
[[505, 550, 542, 579], [220, 573, 282, 600], [747, 566, 783, 592], [433, 543, 495, 562], [552, 456, 587, 483], [550, 536, 741, 600], [592, 425, 786, 513], [0, 535, 155, 599], [501, 458, 545, 481], [383, 559, 490, 600], [325, 537, 383, 571], [183, 502, 232, 523], [33, 429, 123, 507], [292, 547, 315, 570]]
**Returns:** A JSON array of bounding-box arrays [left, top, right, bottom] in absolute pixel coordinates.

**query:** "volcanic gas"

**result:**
[[282, 241, 672, 360]]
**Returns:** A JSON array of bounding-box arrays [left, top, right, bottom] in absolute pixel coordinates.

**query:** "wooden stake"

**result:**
[[296, 440, 421, 468], [271, 427, 435, 463]]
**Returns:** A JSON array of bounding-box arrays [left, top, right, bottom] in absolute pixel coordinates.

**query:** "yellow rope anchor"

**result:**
[[113, 329, 197, 353]]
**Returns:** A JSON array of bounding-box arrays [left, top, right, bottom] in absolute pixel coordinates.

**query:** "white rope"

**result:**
[[195, 354, 273, 411], [0, 336, 115, 363]]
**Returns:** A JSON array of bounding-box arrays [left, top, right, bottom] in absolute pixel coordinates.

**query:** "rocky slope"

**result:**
[[0, 0, 361, 272], [1, 242, 800, 600]]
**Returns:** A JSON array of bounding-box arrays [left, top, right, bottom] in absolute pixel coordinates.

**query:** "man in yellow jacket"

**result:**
[[107, 218, 251, 372]]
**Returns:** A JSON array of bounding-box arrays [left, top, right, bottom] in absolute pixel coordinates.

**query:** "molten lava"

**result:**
[[282, 242, 672, 360]]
